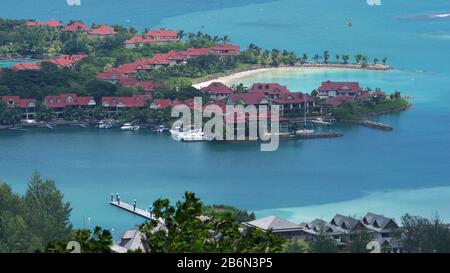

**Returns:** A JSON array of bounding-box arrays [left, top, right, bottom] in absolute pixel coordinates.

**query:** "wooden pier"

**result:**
[[110, 200, 152, 220], [341, 119, 393, 131]]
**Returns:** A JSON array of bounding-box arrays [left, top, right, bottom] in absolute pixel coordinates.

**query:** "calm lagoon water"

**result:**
[[1, 0, 450, 235]]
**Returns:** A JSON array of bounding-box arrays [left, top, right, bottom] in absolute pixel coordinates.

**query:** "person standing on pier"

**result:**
[[133, 199, 136, 211], [111, 193, 114, 202], [117, 195, 120, 205]]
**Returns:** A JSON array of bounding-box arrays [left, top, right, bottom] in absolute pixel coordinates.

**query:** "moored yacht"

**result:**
[[120, 123, 140, 131], [179, 129, 205, 142]]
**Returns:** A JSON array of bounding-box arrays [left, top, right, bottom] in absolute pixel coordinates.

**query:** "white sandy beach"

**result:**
[[192, 66, 371, 89]]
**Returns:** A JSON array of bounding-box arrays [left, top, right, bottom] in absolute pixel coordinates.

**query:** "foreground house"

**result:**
[[1, 96, 37, 120], [361, 212, 400, 248], [243, 216, 307, 239], [43, 93, 96, 117], [317, 81, 362, 98], [111, 226, 149, 253]]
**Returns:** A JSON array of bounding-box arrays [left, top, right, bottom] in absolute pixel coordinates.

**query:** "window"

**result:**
[[381, 232, 390, 238]]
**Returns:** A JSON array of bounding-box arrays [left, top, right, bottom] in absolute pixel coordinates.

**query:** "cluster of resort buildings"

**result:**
[[243, 213, 401, 252], [2, 19, 386, 122], [111, 212, 401, 253], [25, 19, 118, 37], [1, 80, 385, 121]]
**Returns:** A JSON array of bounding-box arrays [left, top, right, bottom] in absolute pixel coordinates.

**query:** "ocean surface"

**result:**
[[1, 0, 450, 236]]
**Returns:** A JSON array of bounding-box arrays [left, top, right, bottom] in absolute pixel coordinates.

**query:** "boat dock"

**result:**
[[281, 133, 344, 140], [341, 119, 393, 131], [110, 200, 152, 220]]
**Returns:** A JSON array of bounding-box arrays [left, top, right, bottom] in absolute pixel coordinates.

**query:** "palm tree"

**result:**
[[373, 57, 379, 64], [302, 53, 309, 64], [177, 30, 185, 39], [355, 54, 363, 63], [222, 35, 230, 44], [335, 55, 340, 63], [323, 51, 330, 64], [313, 54, 322, 63], [342, 55, 350, 64], [382, 57, 388, 65]]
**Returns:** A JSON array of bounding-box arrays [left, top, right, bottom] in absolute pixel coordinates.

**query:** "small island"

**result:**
[[0, 17, 409, 137]]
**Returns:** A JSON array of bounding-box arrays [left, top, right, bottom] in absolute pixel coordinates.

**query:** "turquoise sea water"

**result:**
[[1, 0, 450, 236]]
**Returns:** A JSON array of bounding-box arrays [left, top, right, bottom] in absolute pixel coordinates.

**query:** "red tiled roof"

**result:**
[[47, 54, 86, 68], [228, 93, 267, 105], [11, 62, 41, 71], [166, 50, 186, 61], [249, 83, 290, 95], [89, 25, 117, 35], [210, 44, 240, 51], [63, 22, 90, 32], [124, 35, 179, 44], [102, 95, 149, 108], [209, 44, 240, 56], [179, 48, 210, 57], [96, 72, 127, 81], [318, 81, 362, 93], [146, 54, 171, 65], [147, 29, 178, 38], [1, 96, 37, 108], [271, 92, 314, 104], [26, 19, 63, 28], [201, 82, 233, 95], [324, 96, 354, 107], [151, 99, 172, 109], [47, 19, 64, 27], [44, 93, 95, 108], [77, 96, 96, 106], [118, 77, 139, 87], [137, 81, 160, 92]]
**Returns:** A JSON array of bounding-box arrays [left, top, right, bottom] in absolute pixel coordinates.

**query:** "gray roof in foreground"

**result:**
[[244, 216, 302, 231]]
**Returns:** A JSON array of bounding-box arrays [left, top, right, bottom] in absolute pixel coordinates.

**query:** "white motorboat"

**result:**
[[178, 129, 205, 142], [310, 118, 332, 126], [97, 120, 116, 129], [296, 129, 315, 135], [121, 123, 140, 131], [154, 125, 169, 133]]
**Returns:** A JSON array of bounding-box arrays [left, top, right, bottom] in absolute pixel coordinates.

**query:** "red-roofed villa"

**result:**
[[1, 96, 37, 120], [318, 81, 362, 98]]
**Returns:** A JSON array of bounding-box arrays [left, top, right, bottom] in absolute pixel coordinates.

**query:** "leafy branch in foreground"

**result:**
[[140, 192, 284, 253]]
